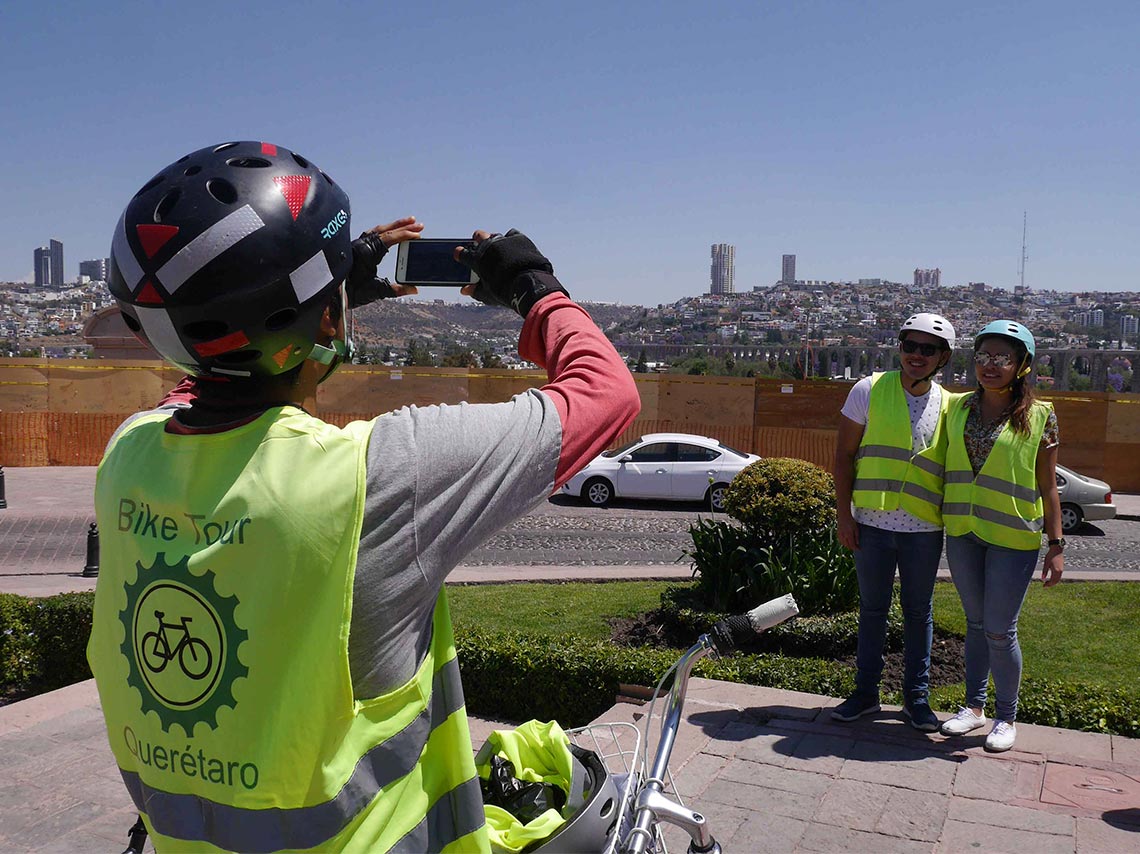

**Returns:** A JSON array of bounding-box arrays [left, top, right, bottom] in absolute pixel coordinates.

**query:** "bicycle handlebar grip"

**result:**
[[709, 594, 800, 653]]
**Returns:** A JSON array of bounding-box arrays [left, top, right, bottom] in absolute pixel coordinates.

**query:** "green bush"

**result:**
[[723, 457, 837, 540], [455, 630, 854, 726], [0, 591, 94, 694], [930, 678, 1140, 738], [682, 518, 857, 616]]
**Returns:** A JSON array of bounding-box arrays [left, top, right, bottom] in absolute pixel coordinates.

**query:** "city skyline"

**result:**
[[2, 2, 1139, 302]]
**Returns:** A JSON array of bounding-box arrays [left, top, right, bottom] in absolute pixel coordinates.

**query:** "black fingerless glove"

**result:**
[[458, 229, 568, 318], [346, 232, 398, 308]]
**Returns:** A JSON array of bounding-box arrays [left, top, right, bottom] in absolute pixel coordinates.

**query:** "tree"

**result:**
[[635, 349, 648, 373], [404, 338, 435, 366], [480, 348, 503, 369], [441, 347, 477, 368]]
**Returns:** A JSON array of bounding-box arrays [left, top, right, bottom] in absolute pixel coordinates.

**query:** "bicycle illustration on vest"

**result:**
[[141, 610, 214, 680]]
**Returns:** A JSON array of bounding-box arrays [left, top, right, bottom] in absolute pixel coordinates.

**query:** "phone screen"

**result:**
[[400, 240, 475, 285]]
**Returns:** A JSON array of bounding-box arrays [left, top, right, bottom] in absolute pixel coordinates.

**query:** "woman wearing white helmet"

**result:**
[[832, 312, 955, 733], [938, 320, 1063, 753]]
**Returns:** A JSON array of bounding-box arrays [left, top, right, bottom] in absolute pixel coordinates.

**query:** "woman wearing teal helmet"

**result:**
[[939, 320, 1063, 752]]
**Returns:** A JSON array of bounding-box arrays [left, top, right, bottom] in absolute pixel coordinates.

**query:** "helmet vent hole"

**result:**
[[177, 154, 190, 163], [264, 308, 298, 331], [292, 152, 310, 169], [120, 311, 142, 332], [598, 797, 615, 818], [184, 165, 202, 176], [207, 178, 238, 205], [182, 320, 229, 340], [154, 189, 181, 223], [320, 170, 334, 185], [215, 349, 262, 365], [226, 156, 271, 169], [213, 142, 239, 153], [133, 174, 164, 198]]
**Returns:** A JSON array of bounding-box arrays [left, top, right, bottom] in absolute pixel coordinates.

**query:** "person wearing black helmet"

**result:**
[[86, 141, 641, 853], [831, 312, 956, 733], [938, 320, 1062, 753]]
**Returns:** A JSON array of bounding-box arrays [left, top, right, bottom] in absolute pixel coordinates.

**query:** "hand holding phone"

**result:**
[[394, 239, 479, 287]]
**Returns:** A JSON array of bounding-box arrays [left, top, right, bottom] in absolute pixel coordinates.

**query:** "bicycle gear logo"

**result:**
[[120, 552, 248, 735]]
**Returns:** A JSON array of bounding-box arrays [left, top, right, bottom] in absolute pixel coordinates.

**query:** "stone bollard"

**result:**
[[82, 522, 100, 578], [0, 466, 7, 509]]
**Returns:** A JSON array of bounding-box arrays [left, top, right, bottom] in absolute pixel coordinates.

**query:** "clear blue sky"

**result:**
[[3, 0, 1137, 303]]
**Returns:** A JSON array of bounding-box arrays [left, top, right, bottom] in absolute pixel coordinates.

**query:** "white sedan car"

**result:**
[[561, 432, 761, 509], [1056, 463, 1116, 532]]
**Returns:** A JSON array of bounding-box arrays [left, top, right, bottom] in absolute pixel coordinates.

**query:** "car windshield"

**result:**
[[717, 442, 751, 459], [601, 438, 642, 458]]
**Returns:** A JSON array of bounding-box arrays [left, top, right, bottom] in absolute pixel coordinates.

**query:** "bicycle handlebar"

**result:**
[[622, 594, 800, 854]]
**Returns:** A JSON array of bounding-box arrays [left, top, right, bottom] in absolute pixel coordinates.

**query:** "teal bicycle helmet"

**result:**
[[975, 319, 1035, 360]]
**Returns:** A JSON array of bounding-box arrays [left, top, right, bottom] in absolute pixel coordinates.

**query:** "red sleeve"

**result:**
[[157, 375, 200, 407], [518, 293, 641, 489]]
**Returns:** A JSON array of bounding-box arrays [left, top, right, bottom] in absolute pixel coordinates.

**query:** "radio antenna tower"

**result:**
[[1018, 211, 1028, 290]]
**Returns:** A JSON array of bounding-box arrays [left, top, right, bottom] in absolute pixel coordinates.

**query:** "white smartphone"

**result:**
[[394, 239, 478, 286]]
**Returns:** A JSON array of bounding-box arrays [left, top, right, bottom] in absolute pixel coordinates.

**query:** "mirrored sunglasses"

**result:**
[[974, 351, 1015, 368], [900, 339, 940, 357]]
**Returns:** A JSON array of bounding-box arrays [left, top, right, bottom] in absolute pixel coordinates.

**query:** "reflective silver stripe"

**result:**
[[900, 481, 942, 507], [113, 212, 145, 290], [975, 474, 1039, 504], [853, 477, 904, 493], [122, 655, 467, 852], [158, 205, 265, 294], [941, 502, 1042, 532], [944, 470, 975, 485], [908, 455, 945, 478], [857, 444, 944, 477], [389, 776, 486, 853]]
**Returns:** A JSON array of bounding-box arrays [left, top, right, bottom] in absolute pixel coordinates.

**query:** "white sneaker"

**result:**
[[985, 720, 1017, 752], [940, 707, 986, 736]]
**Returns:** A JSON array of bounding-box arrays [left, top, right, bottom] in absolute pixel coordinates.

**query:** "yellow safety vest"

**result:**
[[943, 398, 1051, 550], [87, 407, 488, 853], [851, 371, 951, 525]]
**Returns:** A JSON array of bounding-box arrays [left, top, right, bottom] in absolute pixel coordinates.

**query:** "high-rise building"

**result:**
[[33, 239, 65, 286], [79, 258, 110, 282], [914, 268, 941, 287], [781, 254, 796, 285], [49, 239, 64, 287], [710, 244, 735, 295], [1121, 315, 1138, 339]]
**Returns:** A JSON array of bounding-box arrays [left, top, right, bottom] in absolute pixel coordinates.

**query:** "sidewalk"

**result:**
[[1, 678, 1137, 852]]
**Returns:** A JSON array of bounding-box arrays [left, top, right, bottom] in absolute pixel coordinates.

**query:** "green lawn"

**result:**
[[933, 579, 1139, 691], [449, 579, 1140, 693]]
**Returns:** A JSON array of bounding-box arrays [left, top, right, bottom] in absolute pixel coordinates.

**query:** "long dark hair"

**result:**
[[977, 334, 1036, 435]]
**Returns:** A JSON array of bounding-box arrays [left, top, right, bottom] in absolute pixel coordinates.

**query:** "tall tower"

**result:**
[[781, 254, 796, 285], [34, 246, 50, 286], [49, 239, 64, 286], [710, 244, 735, 295]]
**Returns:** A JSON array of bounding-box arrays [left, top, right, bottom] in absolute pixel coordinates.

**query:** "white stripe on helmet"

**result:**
[[290, 249, 333, 304], [158, 204, 266, 294]]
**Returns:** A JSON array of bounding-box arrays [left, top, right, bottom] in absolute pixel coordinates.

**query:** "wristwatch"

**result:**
[[1047, 537, 1066, 550]]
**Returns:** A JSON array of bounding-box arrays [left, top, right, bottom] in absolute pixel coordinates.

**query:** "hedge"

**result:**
[[3, 592, 1138, 738]]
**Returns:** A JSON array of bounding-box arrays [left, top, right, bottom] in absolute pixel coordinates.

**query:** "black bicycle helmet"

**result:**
[[109, 141, 353, 378]]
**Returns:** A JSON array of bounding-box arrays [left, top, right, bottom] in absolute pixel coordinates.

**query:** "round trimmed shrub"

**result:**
[[723, 457, 836, 539]]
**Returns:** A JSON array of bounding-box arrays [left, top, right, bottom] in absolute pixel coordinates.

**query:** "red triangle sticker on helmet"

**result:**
[[136, 224, 180, 259], [261, 142, 278, 156], [136, 280, 164, 305], [273, 175, 312, 221]]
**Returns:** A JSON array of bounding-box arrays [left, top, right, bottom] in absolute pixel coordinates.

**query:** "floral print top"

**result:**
[[961, 392, 1060, 476]]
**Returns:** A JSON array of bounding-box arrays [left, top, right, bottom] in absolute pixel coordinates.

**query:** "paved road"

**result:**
[[466, 495, 1140, 575], [3, 468, 1140, 583]]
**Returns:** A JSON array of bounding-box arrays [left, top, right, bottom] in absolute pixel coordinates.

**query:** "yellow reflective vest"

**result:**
[[851, 371, 951, 526], [943, 397, 1052, 550], [87, 407, 489, 853]]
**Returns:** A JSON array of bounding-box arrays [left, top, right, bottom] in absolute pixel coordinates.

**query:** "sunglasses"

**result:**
[[974, 351, 1015, 368], [900, 340, 942, 357]]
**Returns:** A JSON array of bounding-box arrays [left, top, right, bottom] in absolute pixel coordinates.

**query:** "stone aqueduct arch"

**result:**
[[617, 343, 1138, 393]]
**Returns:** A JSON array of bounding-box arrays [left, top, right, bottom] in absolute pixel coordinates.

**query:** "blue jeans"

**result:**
[[853, 524, 943, 704], [945, 533, 1037, 722]]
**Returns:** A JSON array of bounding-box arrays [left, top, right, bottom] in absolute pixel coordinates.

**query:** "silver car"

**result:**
[[1056, 463, 1116, 532], [561, 432, 761, 510]]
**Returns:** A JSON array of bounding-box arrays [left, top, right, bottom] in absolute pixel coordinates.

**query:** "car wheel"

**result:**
[[583, 477, 614, 508], [1060, 503, 1083, 533], [707, 483, 730, 512]]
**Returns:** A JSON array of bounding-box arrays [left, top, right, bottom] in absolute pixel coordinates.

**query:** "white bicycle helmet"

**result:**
[[899, 313, 956, 350]]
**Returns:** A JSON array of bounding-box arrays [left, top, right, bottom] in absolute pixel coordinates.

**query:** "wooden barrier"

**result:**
[[2, 359, 1139, 491]]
